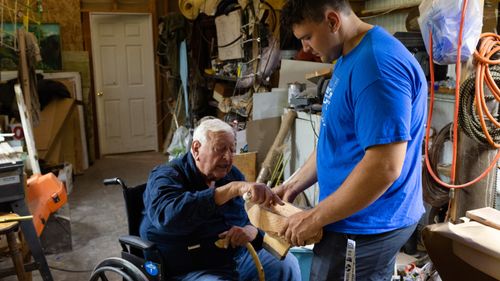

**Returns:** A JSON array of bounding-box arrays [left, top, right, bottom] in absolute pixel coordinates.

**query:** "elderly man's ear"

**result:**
[[191, 140, 202, 160]]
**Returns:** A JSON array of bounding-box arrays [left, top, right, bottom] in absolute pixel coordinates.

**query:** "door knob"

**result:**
[[97, 91, 104, 97]]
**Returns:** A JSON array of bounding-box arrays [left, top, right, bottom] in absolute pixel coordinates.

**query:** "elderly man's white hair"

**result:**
[[192, 118, 234, 145]]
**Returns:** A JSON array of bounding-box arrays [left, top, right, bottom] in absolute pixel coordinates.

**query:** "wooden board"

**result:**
[[245, 201, 322, 259], [33, 98, 75, 152], [43, 0, 83, 52], [466, 207, 500, 231], [43, 73, 89, 170], [233, 152, 257, 182]]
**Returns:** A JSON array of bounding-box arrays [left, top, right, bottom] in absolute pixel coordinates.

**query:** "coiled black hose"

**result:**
[[423, 123, 452, 207], [458, 64, 500, 145]]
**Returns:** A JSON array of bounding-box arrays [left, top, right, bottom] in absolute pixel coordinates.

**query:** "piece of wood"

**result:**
[[252, 111, 299, 259], [246, 198, 322, 259], [14, 84, 41, 174], [361, 3, 418, 16], [263, 234, 290, 260], [466, 207, 500, 231], [305, 67, 332, 84], [246, 201, 322, 244], [33, 98, 76, 152], [71, 109, 85, 174], [17, 28, 32, 120], [43, 73, 90, 170], [256, 111, 297, 184], [0, 213, 21, 231], [233, 152, 257, 182], [278, 59, 333, 89]]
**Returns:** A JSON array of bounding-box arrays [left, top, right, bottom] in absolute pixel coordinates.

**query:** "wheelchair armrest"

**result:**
[[119, 235, 155, 251]]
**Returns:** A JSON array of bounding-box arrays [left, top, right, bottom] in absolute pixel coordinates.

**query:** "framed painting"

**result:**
[[0, 23, 62, 71]]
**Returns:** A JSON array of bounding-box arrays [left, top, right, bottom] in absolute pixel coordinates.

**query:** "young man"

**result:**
[[140, 119, 300, 281], [276, 1, 427, 280]]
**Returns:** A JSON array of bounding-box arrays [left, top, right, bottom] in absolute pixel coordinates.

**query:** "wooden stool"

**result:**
[[0, 213, 26, 281]]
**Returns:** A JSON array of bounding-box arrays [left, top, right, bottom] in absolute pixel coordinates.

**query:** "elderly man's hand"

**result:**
[[239, 182, 284, 207], [218, 225, 257, 248]]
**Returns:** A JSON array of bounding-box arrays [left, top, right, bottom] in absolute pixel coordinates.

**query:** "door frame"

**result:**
[[88, 12, 160, 156]]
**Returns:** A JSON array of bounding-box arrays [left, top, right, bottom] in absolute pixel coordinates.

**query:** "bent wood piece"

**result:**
[[215, 239, 265, 281], [253, 110, 298, 259], [256, 110, 297, 184], [246, 201, 322, 259]]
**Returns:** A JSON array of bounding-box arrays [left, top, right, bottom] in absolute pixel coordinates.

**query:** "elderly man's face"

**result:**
[[193, 131, 235, 183]]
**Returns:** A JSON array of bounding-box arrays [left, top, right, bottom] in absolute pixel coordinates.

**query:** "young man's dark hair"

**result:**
[[281, 0, 351, 29]]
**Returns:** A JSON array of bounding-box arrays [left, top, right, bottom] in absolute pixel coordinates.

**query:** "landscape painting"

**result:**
[[0, 23, 62, 71]]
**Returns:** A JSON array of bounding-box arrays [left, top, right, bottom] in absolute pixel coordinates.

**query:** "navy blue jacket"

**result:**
[[139, 152, 262, 276]]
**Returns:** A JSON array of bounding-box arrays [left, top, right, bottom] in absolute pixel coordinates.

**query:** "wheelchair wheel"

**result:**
[[89, 257, 149, 281]]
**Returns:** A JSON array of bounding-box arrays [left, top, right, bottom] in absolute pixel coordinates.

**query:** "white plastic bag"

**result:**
[[166, 126, 192, 161], [418, 0, 484, 65]]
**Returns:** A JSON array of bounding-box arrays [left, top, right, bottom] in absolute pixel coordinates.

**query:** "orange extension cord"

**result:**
[[425, 0, 500, 190]]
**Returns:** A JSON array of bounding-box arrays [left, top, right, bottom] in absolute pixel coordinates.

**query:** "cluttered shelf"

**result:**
[[204, 74, 238, 83]]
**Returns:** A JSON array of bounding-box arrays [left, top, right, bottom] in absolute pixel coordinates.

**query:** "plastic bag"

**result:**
[[418, 0, 484, 65], [166, 126, 192, 161]]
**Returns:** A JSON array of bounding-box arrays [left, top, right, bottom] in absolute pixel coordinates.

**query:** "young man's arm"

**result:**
[[280, 142, 407, 246]]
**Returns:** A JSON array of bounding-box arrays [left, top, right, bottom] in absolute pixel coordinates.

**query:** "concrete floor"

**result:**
[[24, 151, 167, 281]]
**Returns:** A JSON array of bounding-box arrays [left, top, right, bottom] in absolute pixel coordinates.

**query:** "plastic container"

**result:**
[[290, 246, 313, 281]]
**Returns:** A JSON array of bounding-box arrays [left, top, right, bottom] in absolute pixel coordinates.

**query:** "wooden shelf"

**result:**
[[204, 74, 238, 82], [305, 67, 332, 84], [361, 3, 418, 17]]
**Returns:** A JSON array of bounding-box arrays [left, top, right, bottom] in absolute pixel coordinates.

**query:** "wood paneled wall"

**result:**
[[42, 0, 83, 51]]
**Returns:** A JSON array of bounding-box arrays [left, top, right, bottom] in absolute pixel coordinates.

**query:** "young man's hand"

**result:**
[[273, 183, 301, 203]]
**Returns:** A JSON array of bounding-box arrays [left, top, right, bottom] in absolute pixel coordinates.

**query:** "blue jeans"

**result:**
[[310, 223, 417, 281], [169, 248, 301, 281]]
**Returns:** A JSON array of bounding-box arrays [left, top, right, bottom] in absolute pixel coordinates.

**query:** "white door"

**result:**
[[90, 13, 158, 155]]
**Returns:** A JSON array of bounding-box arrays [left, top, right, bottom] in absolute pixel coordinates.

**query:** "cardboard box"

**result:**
[[213, 83, 234, 103], [33, 98, 75, 153]]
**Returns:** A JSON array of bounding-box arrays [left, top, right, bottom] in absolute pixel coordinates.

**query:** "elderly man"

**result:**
[[139, 118, 300, 281]]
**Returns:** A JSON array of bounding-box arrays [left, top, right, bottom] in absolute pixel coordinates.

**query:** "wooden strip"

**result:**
[[246, 200, 322, 260], [361, 3, 418, 16], [466, 207, 500, 231]]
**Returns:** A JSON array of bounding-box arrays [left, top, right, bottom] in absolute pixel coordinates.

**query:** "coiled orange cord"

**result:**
[[425, 0, 500, 190]]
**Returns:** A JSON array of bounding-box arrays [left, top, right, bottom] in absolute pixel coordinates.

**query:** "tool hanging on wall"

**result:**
[[179, 40, 192, 128], [179, 0, 221, 20]]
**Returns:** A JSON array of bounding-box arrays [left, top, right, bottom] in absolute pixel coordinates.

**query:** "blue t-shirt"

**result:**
[[317, 26, 427, 234]]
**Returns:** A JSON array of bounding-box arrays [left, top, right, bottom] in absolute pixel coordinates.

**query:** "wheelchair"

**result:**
[[89, 178, 164, 281], [89, 178, 264, 281]]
